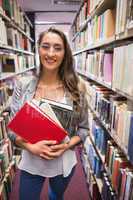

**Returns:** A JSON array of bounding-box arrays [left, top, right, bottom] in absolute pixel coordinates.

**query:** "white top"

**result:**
[[18, 97, 77, 177]]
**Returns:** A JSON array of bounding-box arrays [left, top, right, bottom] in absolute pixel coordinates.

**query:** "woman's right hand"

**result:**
[[27, 140, 57, 160]]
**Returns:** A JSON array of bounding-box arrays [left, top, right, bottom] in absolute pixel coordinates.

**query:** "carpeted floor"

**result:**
[[10, 148, 90, 200]]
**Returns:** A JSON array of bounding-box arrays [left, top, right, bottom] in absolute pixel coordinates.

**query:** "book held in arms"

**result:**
[[7, 101, 68, 144], [40, 98, 73, 133]]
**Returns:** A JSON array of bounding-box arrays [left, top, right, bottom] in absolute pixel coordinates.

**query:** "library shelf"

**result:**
[[85, 150, 103, 194], [77, 70, 133, 102], [73, 36, 115, 56], [0, 66, 35, 81], [0, 44, 34, 55]]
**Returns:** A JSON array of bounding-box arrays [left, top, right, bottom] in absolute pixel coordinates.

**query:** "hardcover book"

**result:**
[[7, 101, 68, 144], [40, 98, 73, 132]]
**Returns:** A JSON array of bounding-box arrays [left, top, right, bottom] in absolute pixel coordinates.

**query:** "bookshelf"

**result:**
[[71, 0, 133, 199], [0, 0, 36, 198]]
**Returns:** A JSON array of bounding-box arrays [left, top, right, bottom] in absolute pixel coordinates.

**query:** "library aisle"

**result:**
[[9, 148, 90, 200], [1, 0, 133, 199]]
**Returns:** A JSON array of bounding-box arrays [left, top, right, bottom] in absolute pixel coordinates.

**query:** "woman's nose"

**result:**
[[47, 46, 55, 56]]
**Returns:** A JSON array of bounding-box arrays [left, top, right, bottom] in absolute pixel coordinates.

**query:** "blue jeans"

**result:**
[[19, 167, 75, 200]]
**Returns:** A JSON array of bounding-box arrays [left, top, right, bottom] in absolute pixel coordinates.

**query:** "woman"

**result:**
[[9, 27, 89, 200]]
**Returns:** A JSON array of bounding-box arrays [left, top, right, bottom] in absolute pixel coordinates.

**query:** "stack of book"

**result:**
[[8, 99, 73, 144]]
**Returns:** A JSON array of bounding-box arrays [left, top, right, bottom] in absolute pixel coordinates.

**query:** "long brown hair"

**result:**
[[38, 27, 81, 110]]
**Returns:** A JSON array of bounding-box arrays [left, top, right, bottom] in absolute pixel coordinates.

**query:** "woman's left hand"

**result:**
[[50, 143, 69, 157]]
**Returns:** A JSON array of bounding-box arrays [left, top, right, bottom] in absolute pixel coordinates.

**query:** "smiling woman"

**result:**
[[38, 31, 65, 73], [9, 27, 89, 200]]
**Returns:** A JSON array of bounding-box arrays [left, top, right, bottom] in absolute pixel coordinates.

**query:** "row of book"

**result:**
[[84, 132, 133, 199], [0, 54, 34, 75], [75, 50, 113, 85], [75, 42, 133, 96], [106, 141, 133, 199], [72, 29, 88, 51], [88, 109, 133, 198], [81, 152, 102, 200], [116, 0, 133, 34], [0, 139, 13, 180], [113, 43, 133, 97], [84, 136, 117, 200], [0, 111, 10, 141], [71, 0, 90, 37], [88, 106, 132, 196], [72, 0, 133, 46], [89, 112, 109, 159], [0, 0, 25, 30], [0, 158, 17, 200], [0, 86, 9, 113], [85, 81, 133, 163], [0, 17, 32, 52], [101, 173, 117, 200], [72, 7, 116, 51], [89, 0, 102, 14], [87, 8, 115, 45], [0, 16, 7, 45], [85, 137, 103, 179], [71, 0, 115, 38]]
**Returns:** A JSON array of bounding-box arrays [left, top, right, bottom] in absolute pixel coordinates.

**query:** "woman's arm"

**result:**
[[50, 135, 81, 156], [8, 78, 58, 160], [15, 136, 57, 160]]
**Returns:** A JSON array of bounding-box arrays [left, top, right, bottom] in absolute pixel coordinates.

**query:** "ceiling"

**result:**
[[18, 0, 82, 38], [18, 0, 82, 24], [18, 0, 81, 12]]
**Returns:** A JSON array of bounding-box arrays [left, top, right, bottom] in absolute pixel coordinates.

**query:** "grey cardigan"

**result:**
[[8, 75, 89, 177]]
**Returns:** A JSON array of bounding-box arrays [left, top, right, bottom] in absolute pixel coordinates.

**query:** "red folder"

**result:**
[[8, 101, 67, 144]]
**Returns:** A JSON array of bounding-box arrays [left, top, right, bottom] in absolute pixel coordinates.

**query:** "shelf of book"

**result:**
[[81, 151, 102, 200], [88, 134, 119, 195], [0, 66, 35, 81], [77, 70, 133, 102], [0, 157, 17, 199], [71, 0, 133, 199], [90, 0, 115, 19], [0, 44, 34, 55], [89, 134, 105, 164], [71, 0, 116, 43], [73, 36, 115, 56], [88, 105, 131, 163], [0, 7, 34, 43], [12, 24, 34, 43], [70, 1, 84, 31], [0, 1, 35, 198], [84, 149, 103, 194], [116, 29, 133, 41], [71, 17, 89, 42]]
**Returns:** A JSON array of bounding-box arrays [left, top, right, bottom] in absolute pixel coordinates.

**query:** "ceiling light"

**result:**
[[52, 0, 82, 5]]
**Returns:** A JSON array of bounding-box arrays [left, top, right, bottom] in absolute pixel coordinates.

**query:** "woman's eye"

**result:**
[[40, 45, 49, 49], [54, 47, 62, 51]]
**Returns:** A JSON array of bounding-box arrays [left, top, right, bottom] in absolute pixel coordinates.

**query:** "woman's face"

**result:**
[[39, 32, 65, 72]]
